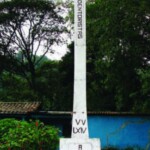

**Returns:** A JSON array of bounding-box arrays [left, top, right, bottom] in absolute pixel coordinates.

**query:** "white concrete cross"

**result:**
[[71, 0, 88, 139], [60, 0, 101, 149]]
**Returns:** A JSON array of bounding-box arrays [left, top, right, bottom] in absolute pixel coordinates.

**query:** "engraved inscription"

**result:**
[[77, 0, 83, 39], [75, 119, 86, 125], [73, 127, 87, 134], [78, 144, 82, 150], [73, 119, 87, 134], [67, 142, 94, 150]]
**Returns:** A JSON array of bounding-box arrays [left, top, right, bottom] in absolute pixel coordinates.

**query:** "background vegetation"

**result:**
[[0, 0, 149, 113]]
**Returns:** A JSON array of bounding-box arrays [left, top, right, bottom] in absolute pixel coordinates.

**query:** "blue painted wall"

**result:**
[[88, 115, 150, 149], [1, 114, 149, 149]]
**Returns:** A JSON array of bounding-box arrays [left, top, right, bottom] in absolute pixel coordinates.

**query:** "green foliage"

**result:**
[[36, 60, 61, 110], [0, 118, 59, 150], [137, 69, 150, 96], [57, 0, 150, 112], [0, 56, 73, 110], [86, 0, 150, 112], [0, 72, 39, 102], [0, 0, 150, 113], [35, 44, 74, 111], [58, 43, 74, 111], [0, 0, 66, 90], [0, 0, 67, 109], [132, 69, 150, 113]]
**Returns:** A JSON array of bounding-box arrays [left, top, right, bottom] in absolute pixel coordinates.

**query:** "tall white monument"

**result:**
[[60, 0, 101, 149]]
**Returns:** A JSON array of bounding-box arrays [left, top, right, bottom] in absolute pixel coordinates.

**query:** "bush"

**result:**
[[0, 118, 59, 150]]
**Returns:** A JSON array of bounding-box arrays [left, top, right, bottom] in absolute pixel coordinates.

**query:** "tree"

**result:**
[[58, 43, 74, 111], [35, 43, 74, 111], [0, 72, 39, 102], [36, 60, 61, 110], [0, 0, 66, 90], [86, 0, 150, 112], [135, 69, 150, 113]]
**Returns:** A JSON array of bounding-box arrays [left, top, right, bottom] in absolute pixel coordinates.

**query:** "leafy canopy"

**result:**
[[0, 0, 66, 89]]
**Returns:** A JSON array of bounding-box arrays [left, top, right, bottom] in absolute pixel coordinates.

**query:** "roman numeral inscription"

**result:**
[[76, 119, 86, 125], [73, 119, 87, 134], [73, 127, 87, 134], [72, 114, 88, 138]]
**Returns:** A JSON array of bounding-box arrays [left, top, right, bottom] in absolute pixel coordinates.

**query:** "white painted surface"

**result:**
[[74, 0, 86, 46], [72, 0, 88, 138], [60, 0, 101, 149], [60, 138, 100, 150]]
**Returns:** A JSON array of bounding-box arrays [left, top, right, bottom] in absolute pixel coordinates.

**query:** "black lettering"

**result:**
[[78, 145, 82, 150], [78, 5, 82, 12], [81, 120, 86, 125], [82, 127, 87, 133], [78, 22, 82, 28], [78, 31, 82, 39], [75, 119, 86, 125], [77, 0, 83, 39], [73, 127, 81, 134], [73, 127, 87, 134], [78, 0, 82, 5], [75, 119, 80, 125]]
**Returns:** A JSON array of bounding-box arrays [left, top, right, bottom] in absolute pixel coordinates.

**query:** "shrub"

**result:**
[[0, 118, 59, 150]]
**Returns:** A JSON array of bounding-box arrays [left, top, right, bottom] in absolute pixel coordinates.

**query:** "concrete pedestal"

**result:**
[[60, 138, 101, 150]]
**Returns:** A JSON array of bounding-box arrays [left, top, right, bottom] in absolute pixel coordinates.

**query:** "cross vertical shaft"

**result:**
[[60, 0, 101, 149], [71, 0, 89, 138]]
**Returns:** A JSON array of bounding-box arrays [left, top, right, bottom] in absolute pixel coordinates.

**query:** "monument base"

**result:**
[[60, 138, 101, 150]]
